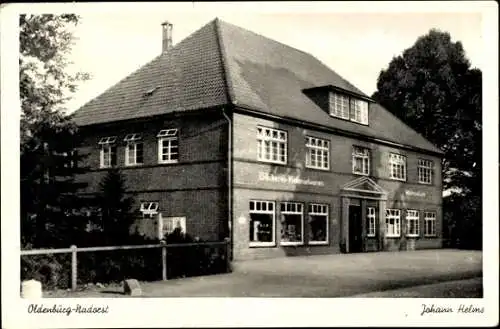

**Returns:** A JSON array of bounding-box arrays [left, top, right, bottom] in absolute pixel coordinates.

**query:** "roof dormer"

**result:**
[[303, 85, 373, 126]]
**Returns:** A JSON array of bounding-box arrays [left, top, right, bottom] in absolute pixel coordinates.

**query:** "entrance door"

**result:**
[[348, 205, 363, 253]]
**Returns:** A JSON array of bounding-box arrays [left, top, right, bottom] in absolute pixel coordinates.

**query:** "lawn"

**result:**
[[350, 277, 483, 298]]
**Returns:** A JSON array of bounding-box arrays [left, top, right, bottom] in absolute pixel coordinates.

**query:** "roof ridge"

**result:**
[[216, 18, 313, 60], [215, 18, 368, 97]]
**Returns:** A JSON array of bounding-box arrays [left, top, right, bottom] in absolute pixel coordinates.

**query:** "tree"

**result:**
[[372, 29, 481, 196], [372, 29, 482, 249], [20, 14, 91, 248], [443, 193, 481, 250], [95, 168, 135, 245]]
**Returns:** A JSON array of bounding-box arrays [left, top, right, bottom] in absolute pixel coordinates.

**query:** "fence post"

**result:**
[[224, 238, 231, 273], [161, 240, 167, 281], [70, 245, 77, 291]]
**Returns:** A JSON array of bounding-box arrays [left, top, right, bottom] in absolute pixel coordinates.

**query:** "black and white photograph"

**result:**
[[1, 1, 498, 328]]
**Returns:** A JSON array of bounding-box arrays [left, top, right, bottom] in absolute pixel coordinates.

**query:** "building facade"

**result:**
[[231, 111, 442, 260], [73, 18, 443, 261], [77, 110, 230, 242]]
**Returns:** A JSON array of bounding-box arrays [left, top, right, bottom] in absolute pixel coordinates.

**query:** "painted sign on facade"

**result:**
[[258, 172, 325, 186]]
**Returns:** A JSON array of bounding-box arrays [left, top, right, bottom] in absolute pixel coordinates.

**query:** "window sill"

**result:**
[[406, 234, 420, 238], [125, 163, 144, 167], [308, 241, 328, 246], [350, 119, 369, 125], [329, 113, 350, 121], [158, 160, 179, 165], [389, 177, 407, 182], [366, 234, 377, 238], [280, 241, 304, 246], [249, 242, 276, 248], [257, 159, 287, 166], [385, 235, 401, 238], [305, 165, 330, 172], [418, 181, 433, 185], [352, 171, 369, 176]]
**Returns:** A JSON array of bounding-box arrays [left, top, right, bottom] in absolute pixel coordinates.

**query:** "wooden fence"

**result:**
[[20, 239, 231, 291]]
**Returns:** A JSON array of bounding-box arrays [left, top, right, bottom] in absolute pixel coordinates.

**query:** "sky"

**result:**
[[63, 2, 484, 113]]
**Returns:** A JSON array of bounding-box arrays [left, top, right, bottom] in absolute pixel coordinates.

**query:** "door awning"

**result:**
[[341, 176, 387, 200]]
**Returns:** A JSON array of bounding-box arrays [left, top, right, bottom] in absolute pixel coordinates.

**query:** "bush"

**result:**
[[20, 231, 230, 290], [77, 233, 162, 284], [21, 254, 71, 290], [77, 247, 163, 284], [165, 229, 228, 279]]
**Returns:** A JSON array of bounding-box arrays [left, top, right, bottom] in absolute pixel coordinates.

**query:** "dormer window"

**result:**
[[330, 93, 350, 120], [329, 92, 369, 125], [350, 98, 369, 124]]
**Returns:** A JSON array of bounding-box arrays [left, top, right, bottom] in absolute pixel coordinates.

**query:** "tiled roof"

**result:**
[[71, 20, 228, 126], [72, 18, 442, 154]]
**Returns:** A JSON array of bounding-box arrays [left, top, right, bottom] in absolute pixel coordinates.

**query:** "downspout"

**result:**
[[221, 107, 233, 260]]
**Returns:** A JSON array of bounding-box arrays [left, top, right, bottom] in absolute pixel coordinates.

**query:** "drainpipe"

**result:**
[[221, 107, 233, 260]]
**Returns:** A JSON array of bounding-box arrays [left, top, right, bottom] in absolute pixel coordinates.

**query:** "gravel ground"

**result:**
[[42, 249, 482, 298]]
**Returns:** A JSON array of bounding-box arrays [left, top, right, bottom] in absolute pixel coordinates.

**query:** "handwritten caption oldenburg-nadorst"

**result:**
[[28, 303, 109, 316]]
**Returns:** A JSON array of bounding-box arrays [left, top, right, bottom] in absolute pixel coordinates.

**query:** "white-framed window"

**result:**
[[157, 129, 179, 164], [406, 210, 420, 237], [424, 211, 437, 237], [389, 153, 407, 181], [280, 202, 304, 246], [350, 98, 369, 124], [367, 207, 376, 237], [418, 159, 433, 184], [308, 204, 329, 244], [385, 209, 401, 237], [257, 126, 287, 164], [98, 136, 117, 168], [352, 146, 370, 175], [329, 93, 350, 119], [160, 216, 187, 239], [305, 136, 330, 170], [140, 201, 159, 218], [249, 200, 276, 247], [124, 134, 143, 166]]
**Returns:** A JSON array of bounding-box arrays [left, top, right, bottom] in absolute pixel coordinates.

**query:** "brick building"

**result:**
[[72, 18, 444, 260]]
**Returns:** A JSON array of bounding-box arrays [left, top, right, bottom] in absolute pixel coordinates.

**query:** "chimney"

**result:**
[[161, 21, 173, 53]]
